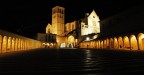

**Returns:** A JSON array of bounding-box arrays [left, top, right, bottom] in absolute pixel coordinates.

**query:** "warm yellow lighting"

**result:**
[[68, 36, 75, 43], [51, 43, 53, 46], [75, 39, 78, 42], [139, 34, 144, 39], [86, 37, 90, 41], [81, 10, 100, 36], [47, 43, 49, 46], [138, 33, 144, 50], [130, 35, 138, 50], [3, 39, 6, 42], [93, 35, 98, 39], [43, 43, 45, 45]]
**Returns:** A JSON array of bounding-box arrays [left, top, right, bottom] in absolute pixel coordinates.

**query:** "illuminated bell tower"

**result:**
[[52, 6, 65, 36]]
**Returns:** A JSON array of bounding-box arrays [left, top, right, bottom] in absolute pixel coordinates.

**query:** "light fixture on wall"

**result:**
[[86, 37, 90, 41]]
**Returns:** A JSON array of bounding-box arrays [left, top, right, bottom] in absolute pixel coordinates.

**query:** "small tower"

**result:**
[[52, 6, 65, 36]]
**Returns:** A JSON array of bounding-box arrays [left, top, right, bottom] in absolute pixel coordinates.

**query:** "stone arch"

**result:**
[[24, 40, 26, 50], [7, 37, 12, 52], [137, 33, 144, 50], [86, 42, 90, 48], [92, 41, 95, 48], [118, 36, 123, 49], [2, 36, 7, 53], [89, 41, 92, 48], [106, 38, 109, 48], [25, 41, 28, 49], [98, 40, 100, 48], [83, 42, 86, 48], [15, 38, 18, 51], [104, 40, 107, 48], [110, 38, 114, 48], [18, 39, 21, 50], [90, 41, 93, 48], [123, 36, 130, 50], [12, 38, 15, 51], [114, 37, 119, 49], [94, 41, 96, 48], [23, 40, 25, 50], [27, 40, 30, 49], [49, 43, 53, 48], [67, 35, 75, 48], [20, 39, 23, 50], [130, 35, 138, 50], [0, 35, 2, 53], [101, 40, 103, 48], [91, 41, 93, 48], [95, 41, 98, 48], [26, 40, 28, 49]]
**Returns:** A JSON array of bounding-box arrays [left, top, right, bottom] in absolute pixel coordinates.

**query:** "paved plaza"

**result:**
[[1, 48, 144, 74]]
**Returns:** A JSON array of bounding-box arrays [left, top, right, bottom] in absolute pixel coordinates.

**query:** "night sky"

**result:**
[[1, 0, 143, 39]]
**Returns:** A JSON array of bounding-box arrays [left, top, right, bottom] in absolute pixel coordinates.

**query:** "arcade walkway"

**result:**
[[1, 48, 144, 74]]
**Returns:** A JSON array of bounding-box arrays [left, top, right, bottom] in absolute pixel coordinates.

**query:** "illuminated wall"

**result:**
[[118, 37, 123, 49], [81, 10, 100, 36], [46, 23, 52, 34], [114, 37, 118, 49], [138, 33, 144, 50], [71, 21, 76, 31], [65, 23, 70, 32], [2, 36, 7, 53], [56, 35, 67, 48], [68, 36, 75, 44], [79, 32, 144, 51], [65, 21, 77, 33], [52, 6, 65, 35], [0, 29, 42, 54], [130, 35, 138, 50], [79, 6, 144, 51], [81, 22, 89, 35], [45, 6, 78, 37]]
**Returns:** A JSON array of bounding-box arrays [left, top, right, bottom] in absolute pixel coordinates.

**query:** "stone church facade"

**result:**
[[37, 6, 100, 48]]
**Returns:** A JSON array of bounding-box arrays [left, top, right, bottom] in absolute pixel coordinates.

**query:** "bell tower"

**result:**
[[52, 6, 65, 36]]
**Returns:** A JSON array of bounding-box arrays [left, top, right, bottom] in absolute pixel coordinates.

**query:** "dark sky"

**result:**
[[1, 0, 143, 39]]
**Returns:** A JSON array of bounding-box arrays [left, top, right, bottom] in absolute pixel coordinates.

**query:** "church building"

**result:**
[[37, 6, 100, 48]]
